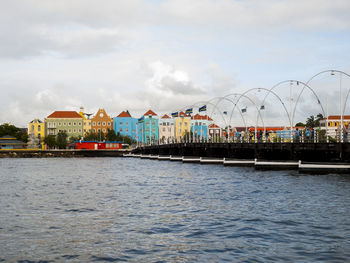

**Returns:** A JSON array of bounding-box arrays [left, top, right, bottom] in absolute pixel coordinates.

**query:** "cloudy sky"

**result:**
[[1, 0, 350, 127]]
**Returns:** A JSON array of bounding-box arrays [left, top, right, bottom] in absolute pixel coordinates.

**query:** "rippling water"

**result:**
[[0, 158, 350, 262]]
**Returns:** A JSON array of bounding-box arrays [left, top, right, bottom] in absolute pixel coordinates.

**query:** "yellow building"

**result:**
[[175, 112, 191, 142], [28, 119, 45, 149], [28, 119, 45, 140], [79, 107, 92, 136]]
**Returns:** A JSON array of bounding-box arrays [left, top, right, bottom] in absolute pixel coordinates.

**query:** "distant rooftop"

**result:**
[[47, 111, 82, 119], [144, 110, 157, 116], [117, 111, 132, 118]]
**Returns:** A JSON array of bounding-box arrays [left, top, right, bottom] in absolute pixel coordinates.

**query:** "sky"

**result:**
[[1, 0, 350, 127]]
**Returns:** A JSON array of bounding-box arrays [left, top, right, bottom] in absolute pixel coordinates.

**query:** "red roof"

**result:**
[[209, 123, 220, 129], [191, 114, 212, 120], [144, 110, 157, 116], [161, 114, 171, 119], [178, 111, 190, 117], [326, 115, 350, 120], [117, 111, 132, 118], [47, 111, 82, 119]]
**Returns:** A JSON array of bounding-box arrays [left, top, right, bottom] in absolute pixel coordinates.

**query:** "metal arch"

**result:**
[[261, 80, 325, 126], [208, 96, 248, 131], [221, 93, 265, 131], [230, 87, 291, 128], [301, 69, 350, 116]]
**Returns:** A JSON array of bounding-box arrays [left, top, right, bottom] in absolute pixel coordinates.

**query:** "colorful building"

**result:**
[[28, 119, 45, 149], [137, 110, 159, 144], [175, 112, 191, 142], [45, 111, 84, 139], [320, 115, 350, 139], [91, 109, 113, 135], [79, 107, 92, 136], [113, 110, 137, 140], [0, 135, 27, 149], [190, 114, 212, 141], [208, 123, 222, 142], [159, 114, 175, 143]]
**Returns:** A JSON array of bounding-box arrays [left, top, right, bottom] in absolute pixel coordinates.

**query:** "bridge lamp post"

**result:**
[[331, 71, 344, 142]]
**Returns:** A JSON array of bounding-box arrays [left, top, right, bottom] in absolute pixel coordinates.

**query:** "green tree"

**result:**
[[106, 129, 118, 141], [305, 113, 324, 128], [44, 135, 56, 148], [69, 135, 81, 143], [56, 130, 68, 149], [84, 131, 99, 141], [0, 123, 28, 142], [295, 122, 305, 127]]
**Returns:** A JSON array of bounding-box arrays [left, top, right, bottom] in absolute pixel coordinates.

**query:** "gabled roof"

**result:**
[[209, 123, 220, 129], [191, 114, 212, 120], [47, 111, 82, 119], [117, 111, 132, 118], [144, 110, 157, 116], [179, 111, 190, 117], [161, 114, 171, 119]]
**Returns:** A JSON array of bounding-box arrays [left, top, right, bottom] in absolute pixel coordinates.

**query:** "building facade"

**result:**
[[113, 110, 137, 140], [91, 109, 113, 135], [137, 110, 159, 144], [175, 112, 191, 142], [79, 107, 92, 136], [28, 119, 45, 149], [208, 123, 221, 142], [190, 114, 212, 141], [320, 115, 350, 139], [159, 114, 175, 143], [45, 111, 84, 139]]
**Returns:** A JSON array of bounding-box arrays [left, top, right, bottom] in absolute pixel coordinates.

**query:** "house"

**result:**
[[208, 123, 221, 142], [28, 119, 45, 149], [175, 112, 191, 142], [137, 110, 159, 144], [45, 111, 84, 139], [91, 109, 113, 135], [159, 114, 175, 144], [79, 107, 92, 136], [320, 115, 350, 139], [190, 114, 212, 141], [0, 135, 27, 149], [113, 110, 137, 140]]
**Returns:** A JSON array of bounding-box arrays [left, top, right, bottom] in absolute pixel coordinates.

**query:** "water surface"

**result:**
[[0, 158, 350, 262]]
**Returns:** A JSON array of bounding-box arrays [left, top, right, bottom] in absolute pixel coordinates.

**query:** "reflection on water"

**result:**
[[0, 158, 350, 262]]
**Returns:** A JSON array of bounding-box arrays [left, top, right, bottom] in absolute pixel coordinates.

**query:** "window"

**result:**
[[73, 129, 76, 133], [120, 122, 122, 125], [68, 129, 72, 132], [79, 129, 81, 132], [68, 122, 71, 126], [120, 128, 123, 132], [152, 121, 155, 125], [168, 128, 171, 132], [108, 122, 111, 126], [146, 128, 149, 132], [102, 128, 106, 133], [102, 122, 106, 126], [73, 122, 76, 126], [93, 122, 96, 126], [93, 129, 96, 132], [106, 143, 109, 148], [97, 129, 101, 132], [126, 122, 128, 125], [162, 128, 165, 132], [328, 122, 331, 127], [97, 122, 101, 126], [126, 128, 129, 132], [64, 123, 66, 126], [146, 121, 150, 125]]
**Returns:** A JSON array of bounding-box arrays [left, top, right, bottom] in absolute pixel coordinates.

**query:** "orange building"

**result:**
[[91, 109, 113, 135]]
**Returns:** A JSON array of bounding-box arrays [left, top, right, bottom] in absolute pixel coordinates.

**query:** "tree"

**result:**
[[56, 130, 68, 149], [84, 131, 100, 141], [106, 129, 118, 141], [44, 135, 56, 148], [295, 122, 305, 127], [305, 113, 324, 128], [0, 123, 28, 142]]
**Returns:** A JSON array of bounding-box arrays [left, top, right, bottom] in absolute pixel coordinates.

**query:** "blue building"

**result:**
[[113, 111, 137, 140], [190, 114, 212, 141], [137, 110, 159, 144]]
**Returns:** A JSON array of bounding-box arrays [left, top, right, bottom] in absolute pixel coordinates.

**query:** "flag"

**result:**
[[199, 105, 207, 112], [185, 108, 193, 114], [171, 112, 178, 117], [260, 105, 265, 110], [223, 111, 228, 115], [241, 108, 247, 113], [138, 116, 144, 123]]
